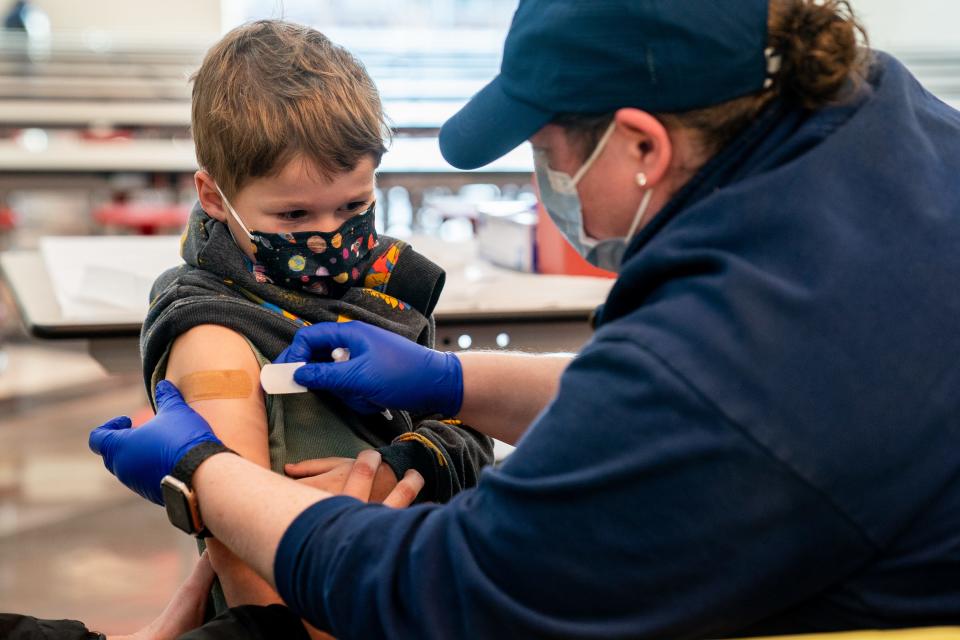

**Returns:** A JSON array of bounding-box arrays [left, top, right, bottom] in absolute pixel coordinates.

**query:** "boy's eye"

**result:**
[[278, 210, 308, 221], [341, 201, 369, 212]]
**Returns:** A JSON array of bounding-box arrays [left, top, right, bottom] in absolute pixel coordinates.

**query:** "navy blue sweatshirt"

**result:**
[[274, 53, 960, 638]]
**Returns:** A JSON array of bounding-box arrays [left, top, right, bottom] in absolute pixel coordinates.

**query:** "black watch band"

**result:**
[[171, 441, 235, 489]]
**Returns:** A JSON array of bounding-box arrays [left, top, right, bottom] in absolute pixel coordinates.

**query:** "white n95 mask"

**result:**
[[533, 121, 654, 273]]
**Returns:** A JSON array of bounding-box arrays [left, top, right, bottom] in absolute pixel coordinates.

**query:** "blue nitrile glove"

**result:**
[[275, 321, 464, 418], [88, 380, 223, 505]]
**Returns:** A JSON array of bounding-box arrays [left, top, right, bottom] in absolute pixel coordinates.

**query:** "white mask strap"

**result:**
[[625, 188, 655, 240], [213, 182, 255, 239], [572, 120, 618, 186]]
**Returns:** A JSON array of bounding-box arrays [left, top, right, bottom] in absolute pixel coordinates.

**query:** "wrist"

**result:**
[[191, 448, 238, 488], [163, 443, 235, 538], [171, 440, 233, 489], [440, 351, 464, 418]]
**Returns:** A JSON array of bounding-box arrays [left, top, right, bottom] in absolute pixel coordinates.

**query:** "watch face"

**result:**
[[161, 477, 197, 535]]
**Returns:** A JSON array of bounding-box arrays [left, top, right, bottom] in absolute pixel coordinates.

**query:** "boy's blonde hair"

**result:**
[[191, 20, 390, 198]]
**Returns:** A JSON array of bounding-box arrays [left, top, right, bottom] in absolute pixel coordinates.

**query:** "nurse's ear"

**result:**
[[613, 109, 673, 189], [194, 170, 229, 223]]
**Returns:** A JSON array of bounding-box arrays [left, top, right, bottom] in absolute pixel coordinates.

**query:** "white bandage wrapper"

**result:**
[[259, 362, 308, 395], [261, 352, 394, 420]]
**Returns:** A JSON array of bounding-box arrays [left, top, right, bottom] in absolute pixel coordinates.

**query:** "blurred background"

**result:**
[[0, 0, 957, 634]]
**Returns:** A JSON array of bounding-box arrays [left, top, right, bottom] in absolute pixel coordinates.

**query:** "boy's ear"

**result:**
[[195, 170, 228, 222]]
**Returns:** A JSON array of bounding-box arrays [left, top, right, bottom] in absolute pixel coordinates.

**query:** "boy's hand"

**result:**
[[110, 552, 215, 640], [275, 321, 464, 418], [285, 454, 404, 504]]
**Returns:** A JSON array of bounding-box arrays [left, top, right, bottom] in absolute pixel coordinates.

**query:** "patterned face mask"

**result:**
[[215, 183, 379, 295]]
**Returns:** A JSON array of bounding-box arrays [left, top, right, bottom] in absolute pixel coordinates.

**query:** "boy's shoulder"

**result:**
[[361, 236, 445, 319], [148, 260, 235, 306]]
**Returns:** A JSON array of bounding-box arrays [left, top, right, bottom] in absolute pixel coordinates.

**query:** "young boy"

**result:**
[[140, 20, 493, 627]]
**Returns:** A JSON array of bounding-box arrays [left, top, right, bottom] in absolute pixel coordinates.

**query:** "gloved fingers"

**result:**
[[274, 345, 294, 364], [337, 391, 387, 416], [97, 415, 133, 431], [88, 416, 133, 455], [274, 343, 327, 365], [293, 359, 360, 393], [284, 323, 349, 363], [155, 379, 188, 412]]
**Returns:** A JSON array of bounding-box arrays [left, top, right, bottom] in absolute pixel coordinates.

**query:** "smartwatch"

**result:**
[[161, 441, 234, 537]]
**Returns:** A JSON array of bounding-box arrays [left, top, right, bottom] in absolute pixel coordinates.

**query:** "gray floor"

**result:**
[[0, 342, 199, 636]]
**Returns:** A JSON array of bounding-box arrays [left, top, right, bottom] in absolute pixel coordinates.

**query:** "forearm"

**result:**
[[455, 351, 572, 444], [194, 452, 332, 590]]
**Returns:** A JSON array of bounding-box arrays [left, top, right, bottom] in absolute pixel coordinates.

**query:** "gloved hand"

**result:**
[[89, 380, 223, 505], [275, 321, 463, 418]]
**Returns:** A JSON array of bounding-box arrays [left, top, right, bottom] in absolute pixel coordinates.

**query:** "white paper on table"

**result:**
[[409, 234, 615, 316], [40, 236, 183, 319]]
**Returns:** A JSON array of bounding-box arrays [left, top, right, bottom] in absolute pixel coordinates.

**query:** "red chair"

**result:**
[[93, 203, 190, 236], [0, 204, 17, 250], [0, 205, 17, 232], [531, 175, 615, 278]]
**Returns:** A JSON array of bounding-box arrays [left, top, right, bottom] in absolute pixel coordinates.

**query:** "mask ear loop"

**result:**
[[626, 189, 655, 239], [213, 183, 255, 240], [624, 172, 655, 240], [572, 120, 618, 186]]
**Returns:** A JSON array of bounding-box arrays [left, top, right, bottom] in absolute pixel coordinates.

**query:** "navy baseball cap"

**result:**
[[440, 0, 771, 170]]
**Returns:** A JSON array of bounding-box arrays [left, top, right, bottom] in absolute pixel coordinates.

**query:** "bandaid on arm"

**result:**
[[176, 369, 254, 402]]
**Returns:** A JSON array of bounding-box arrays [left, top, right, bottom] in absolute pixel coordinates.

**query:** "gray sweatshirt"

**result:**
[[141, 203, 493, 502]]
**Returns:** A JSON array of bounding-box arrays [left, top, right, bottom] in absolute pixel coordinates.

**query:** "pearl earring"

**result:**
[[636, 173, 648, 187]]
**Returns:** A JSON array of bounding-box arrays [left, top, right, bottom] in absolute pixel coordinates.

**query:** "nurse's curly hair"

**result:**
[[768, 0, 869, 110], [558, 0, 869, 161]]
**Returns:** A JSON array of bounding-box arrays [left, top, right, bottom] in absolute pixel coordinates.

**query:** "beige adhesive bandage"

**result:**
[[177, 370, 253, 402]]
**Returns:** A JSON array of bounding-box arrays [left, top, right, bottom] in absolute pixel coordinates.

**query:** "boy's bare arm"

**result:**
[[165, 324, 280, 608], [167, 325, 337, 640]]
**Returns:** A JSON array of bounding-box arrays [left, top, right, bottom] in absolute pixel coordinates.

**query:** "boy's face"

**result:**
[[195, 154, 377, 263]]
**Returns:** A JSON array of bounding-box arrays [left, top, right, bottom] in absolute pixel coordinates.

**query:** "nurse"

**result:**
[[90, 0, 960, 637]]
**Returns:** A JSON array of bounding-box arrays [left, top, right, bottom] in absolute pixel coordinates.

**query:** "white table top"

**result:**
[[1, 235, 614, 339]]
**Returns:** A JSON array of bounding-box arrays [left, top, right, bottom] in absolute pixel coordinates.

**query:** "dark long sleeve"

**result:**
[[0, 614, 94, 639], [377, 419, 493, 503], [274, 335, 873, 639]]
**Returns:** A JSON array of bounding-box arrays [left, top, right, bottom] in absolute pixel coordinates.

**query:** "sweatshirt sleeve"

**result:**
[[377, 419, 494, 503], [275, 333, 874, 639]]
